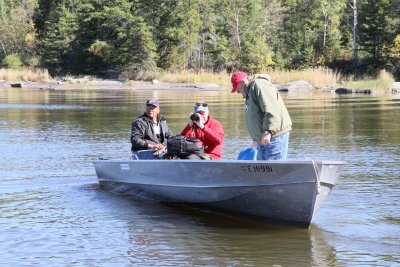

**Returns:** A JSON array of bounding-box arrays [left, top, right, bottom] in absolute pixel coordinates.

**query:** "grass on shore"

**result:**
[[152, 70, 229, 86], [341, 70, 395, 91], [265, 67, 341, 87], [143, 67, 342, 89], [0, 68, 52, 83], [0, 67, 394, 91], [153, 68, 395, 91]]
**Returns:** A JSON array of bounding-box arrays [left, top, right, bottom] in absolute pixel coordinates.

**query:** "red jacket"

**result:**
[[181, 116, 224, 160]]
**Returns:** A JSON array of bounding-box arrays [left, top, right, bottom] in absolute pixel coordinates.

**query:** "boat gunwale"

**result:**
[[93, 159, 346, 165]]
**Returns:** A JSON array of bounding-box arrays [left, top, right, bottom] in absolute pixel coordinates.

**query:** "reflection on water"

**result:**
[[100, 182, 338, 266], [123, 203, 339, 267], [0, 88, 399, 266]]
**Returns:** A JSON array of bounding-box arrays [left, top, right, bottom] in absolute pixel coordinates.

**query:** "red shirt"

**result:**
[[181, 116, 224, 160]]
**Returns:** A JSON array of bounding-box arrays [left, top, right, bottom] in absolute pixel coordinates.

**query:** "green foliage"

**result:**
[[389, 35, 400, 58], [2, 54, 23, 69], [88, 40, 113, 62], [39, 2, 78, 74], [0, 1, 38, 63], [81, 0, 157, 74], [387, 35, 400, 80], [358, 0, 390, 58], [2, 0, 397, 77], [141, 0, 202, 70], [241, 35, 275, 73], [38, 0, 157, 76]]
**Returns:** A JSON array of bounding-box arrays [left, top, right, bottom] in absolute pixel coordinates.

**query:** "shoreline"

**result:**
[[1, 79, 399, 94], [0, 79, 225, 91]]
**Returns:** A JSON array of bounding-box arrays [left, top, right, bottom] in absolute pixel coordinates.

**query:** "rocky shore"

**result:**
[[1, 78, 399, 94], [0, 79, 224, 91]]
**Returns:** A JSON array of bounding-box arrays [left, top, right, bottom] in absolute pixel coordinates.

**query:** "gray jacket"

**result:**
[[130, 113, 174, 151]]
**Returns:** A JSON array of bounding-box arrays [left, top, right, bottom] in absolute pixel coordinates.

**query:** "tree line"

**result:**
[[0, 0, 399, 79]]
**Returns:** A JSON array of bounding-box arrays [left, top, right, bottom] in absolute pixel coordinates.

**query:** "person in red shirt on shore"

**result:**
[[181, 102, 224, 160]]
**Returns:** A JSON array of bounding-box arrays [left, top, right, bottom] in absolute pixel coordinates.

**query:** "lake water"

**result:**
[[0, 87, 399, 266]]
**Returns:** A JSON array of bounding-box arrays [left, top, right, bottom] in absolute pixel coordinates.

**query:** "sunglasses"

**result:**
[[195, 102, 208, 107]]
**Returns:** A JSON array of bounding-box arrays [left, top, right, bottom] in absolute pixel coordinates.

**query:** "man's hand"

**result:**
[[261, 132, 272, 145], [194, 115, 205, 129], [188, 114, 194, 127], [153, 146, 166, 157], [148, 143, 165, 150]]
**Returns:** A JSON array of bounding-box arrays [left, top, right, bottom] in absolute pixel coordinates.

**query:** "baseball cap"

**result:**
[[146, 98, 159, 107], [230, 71, 247, 93], [194, 102, 208, 112]]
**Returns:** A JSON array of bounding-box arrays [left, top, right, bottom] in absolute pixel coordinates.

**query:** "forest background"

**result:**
[[0, 0, 399, 81]]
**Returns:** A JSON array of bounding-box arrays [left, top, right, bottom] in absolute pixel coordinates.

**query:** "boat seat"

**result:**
[[237, 148, 257, 160]]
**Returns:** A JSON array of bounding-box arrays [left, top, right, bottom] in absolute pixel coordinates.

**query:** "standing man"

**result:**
[[181, 102, 224, 160], [131, 97, 174, 159], [230, 71, 292, 160]]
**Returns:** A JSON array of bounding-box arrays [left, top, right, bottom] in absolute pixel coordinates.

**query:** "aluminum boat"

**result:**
[[93, 159, 345, 227]]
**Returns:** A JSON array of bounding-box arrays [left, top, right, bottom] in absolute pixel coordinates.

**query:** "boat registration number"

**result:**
[[240, 164, 273, 173]]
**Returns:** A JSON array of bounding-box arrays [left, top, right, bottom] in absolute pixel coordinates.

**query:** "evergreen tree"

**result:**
[[358, 0, 389, 59], [138, 0, 202, 71], [38, 0, 157, 76], [74, 0, 157, 75], [7, 0, 396, 76], [38, 1, 78, 74]]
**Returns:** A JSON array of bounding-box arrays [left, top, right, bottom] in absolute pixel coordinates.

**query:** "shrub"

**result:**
[[2, 54, 24, 70]]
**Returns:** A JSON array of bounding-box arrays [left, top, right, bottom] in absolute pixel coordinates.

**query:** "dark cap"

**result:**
[[146, 98, 159, 107]]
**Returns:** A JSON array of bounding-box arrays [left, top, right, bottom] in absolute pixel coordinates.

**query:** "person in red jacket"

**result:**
[[181, 102, 224, 160]]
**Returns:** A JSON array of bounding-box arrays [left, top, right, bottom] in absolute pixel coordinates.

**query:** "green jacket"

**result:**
[[245, 74, 292, 142]]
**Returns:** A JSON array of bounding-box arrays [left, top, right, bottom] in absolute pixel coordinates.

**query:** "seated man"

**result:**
[[131, 98, 174, 159], [181, 102, 224, 159]]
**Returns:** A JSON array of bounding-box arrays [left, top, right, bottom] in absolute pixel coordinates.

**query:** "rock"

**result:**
[[10, 83, 22, 88], [88, 79, 123, 86], [335, 88, 372, 94], [0, 80, 10, 87], [389, 82, 399, 94], [152, 79, 159, 84], [335, 88, 352, 94], [391, 82, 400, 92], [288, 80, 314, 90], [276, 80, 314, 91], [102, 69, 120, 79]]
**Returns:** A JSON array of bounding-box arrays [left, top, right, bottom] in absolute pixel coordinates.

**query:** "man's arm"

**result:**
[[131, 120, 148, 150], [256, 80, 281, 133], [202, 120, 224, 146]]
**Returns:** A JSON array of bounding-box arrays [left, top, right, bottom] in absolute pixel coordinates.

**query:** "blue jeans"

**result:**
[[131, 150, 159, 160], [257, 131, 290, 160]]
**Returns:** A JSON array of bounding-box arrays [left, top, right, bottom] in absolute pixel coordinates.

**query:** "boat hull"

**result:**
[[93, 159, 344, 227]]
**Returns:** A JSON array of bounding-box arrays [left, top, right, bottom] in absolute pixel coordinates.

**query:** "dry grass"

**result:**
[[342, 70, 395, 91], [139, 67, 341, 89], [153, 70, 229, 85], [266, 67, 341, 87], [0, 68, 52, 82]]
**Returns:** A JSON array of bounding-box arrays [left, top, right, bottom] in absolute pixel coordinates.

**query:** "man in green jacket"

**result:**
[[231, 71, 292, 160]]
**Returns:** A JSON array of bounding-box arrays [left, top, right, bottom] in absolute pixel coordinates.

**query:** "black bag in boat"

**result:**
[[166, 135, 204, 158]]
